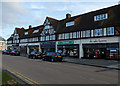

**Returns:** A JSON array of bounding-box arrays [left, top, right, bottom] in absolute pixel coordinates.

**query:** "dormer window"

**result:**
[[25, 32, 28, 35], [94, 13, 108, 21], [66, 21, 74, 27], [33, 29, 39, 33]]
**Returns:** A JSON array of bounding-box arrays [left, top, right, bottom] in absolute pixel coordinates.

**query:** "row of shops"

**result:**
[[18, 36, 120, 59]]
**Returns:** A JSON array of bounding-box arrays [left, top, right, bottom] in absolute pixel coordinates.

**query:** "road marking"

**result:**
[[2, 65, 41, 86]]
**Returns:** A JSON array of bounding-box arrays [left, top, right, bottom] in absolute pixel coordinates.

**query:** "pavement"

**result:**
[[2, 54, 119, 84], [63, 57, 120, 70]]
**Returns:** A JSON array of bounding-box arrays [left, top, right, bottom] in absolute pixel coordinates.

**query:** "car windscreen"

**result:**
[[37, 52, 41, 54], [31, 52, 35, 54], [56, 53, 60, 56]]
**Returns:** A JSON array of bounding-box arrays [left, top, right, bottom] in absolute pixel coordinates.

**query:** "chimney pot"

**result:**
[[29, 25, 32, 29], [66, 13, 71, 19]]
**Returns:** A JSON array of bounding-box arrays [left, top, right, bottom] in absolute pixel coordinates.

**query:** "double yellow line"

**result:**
[[2, 65, 42, 86]]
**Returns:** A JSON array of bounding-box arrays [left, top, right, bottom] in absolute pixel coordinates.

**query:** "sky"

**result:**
[[1, 0, 120, 40]]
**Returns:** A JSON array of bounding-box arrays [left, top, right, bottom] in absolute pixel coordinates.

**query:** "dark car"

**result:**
[[28, 51, 43, 59], [10, 50, 20, 56], [2, 50, 7, 54], [42, 52, 63, 62], [6, 50, 11, 54]]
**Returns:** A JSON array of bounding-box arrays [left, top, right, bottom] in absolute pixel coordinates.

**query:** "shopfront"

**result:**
[[12, 44, 19, 50], [7, 44, 13, 50], [19, 43, 27, 56], [57, 40, 80, 58], [28, 43, 40, 53], [41, 42, 55, 53], [81, 37, 120, 60], [83, 43, 119, 59]]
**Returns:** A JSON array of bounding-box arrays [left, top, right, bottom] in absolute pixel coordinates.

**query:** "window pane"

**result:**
[[86, 30, 90, 37], [73, 32, 76, 38]]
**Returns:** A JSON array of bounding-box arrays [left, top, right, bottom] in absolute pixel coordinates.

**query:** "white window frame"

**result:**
[[94, 13, 108, 21], [107, 27, 114, 36], [25, 32, 28, 35], [33, 30, 39, 33], [66, 21, 74, 27]]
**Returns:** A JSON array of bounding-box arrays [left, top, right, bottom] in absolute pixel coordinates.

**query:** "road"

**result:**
[[2, 54, 119, 84]]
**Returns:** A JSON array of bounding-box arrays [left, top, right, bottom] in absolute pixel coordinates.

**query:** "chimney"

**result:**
[[66, 13, 71, 19], [29, 25, 32, 29]]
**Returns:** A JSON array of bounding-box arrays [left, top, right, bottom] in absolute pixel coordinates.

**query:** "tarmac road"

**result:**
[[2, 54, 119, 84]]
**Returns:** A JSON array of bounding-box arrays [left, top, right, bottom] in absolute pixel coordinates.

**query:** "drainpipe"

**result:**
[[79, 40, 83, 59], [39, 43, 41, 52], [55, 41, 58, 53]]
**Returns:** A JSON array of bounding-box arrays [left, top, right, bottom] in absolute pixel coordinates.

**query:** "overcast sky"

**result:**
[[1, 0, 120, 40]]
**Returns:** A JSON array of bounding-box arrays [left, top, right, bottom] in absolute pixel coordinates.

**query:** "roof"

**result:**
[[20, 25, 44, 39], [15, 27, 25, 37], [47, 17, 59, 31], [7, 37, 13, 41], [56, 4, 120, 34], [0, 36, 6, 41]]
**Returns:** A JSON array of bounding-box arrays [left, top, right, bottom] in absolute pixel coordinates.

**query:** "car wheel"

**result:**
[[42, 57, 45, 61], [33, 56, 35, 59], [51, 58, 54, 62]]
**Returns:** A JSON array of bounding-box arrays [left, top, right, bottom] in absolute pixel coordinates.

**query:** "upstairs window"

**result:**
[[33, 29, 39, 33], [107, 27, 114, 35], [65, 33, 70, 39], [44, 25, 50, 29], [46, 36, 49, 41], [86, 30, 90, 37], [73, 32, 77, 38], [66, 21, 74, 27], [94, 29, 103, 36], [25, 32, 28, 35], [59, 34, 62, 40], [94, 13, 108, 21]]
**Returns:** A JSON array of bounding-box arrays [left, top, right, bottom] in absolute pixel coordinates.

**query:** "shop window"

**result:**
[[94, 13, 108, 21], [73, 32, 77, 38], [65, 33, 70, 39], [94, 29, 103, 36], [86, 30, 90, 37], [107, 27, 114, 35]]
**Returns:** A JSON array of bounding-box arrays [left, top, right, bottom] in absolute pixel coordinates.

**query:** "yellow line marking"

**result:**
[[2, 65, 41, 86]]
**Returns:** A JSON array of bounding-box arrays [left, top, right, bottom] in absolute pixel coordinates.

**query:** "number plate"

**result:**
[[58, 56, 61, 58]]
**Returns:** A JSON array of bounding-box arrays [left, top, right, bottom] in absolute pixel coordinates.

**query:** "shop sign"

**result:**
[[7, 44, 12, 47], [28, 43, 40, 46], [89, 39, 107, 43], [58, 40, 74, 45], [19, 43, 27, 46], [74, 40, 80, 44], [41, 42, 55, 48]]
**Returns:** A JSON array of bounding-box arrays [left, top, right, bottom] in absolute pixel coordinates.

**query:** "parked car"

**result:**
[[6, 50, 11, 54], [10, 50, 20, 56], [28, 51, 43, 59], [42, 52, 63, 62], [2, 50, 7, 54]]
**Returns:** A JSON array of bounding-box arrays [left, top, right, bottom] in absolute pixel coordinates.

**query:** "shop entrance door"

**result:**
[[100, 48, 106, 59]]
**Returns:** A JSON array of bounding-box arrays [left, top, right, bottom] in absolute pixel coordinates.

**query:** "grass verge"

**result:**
[[2, 70, 23, 86]]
